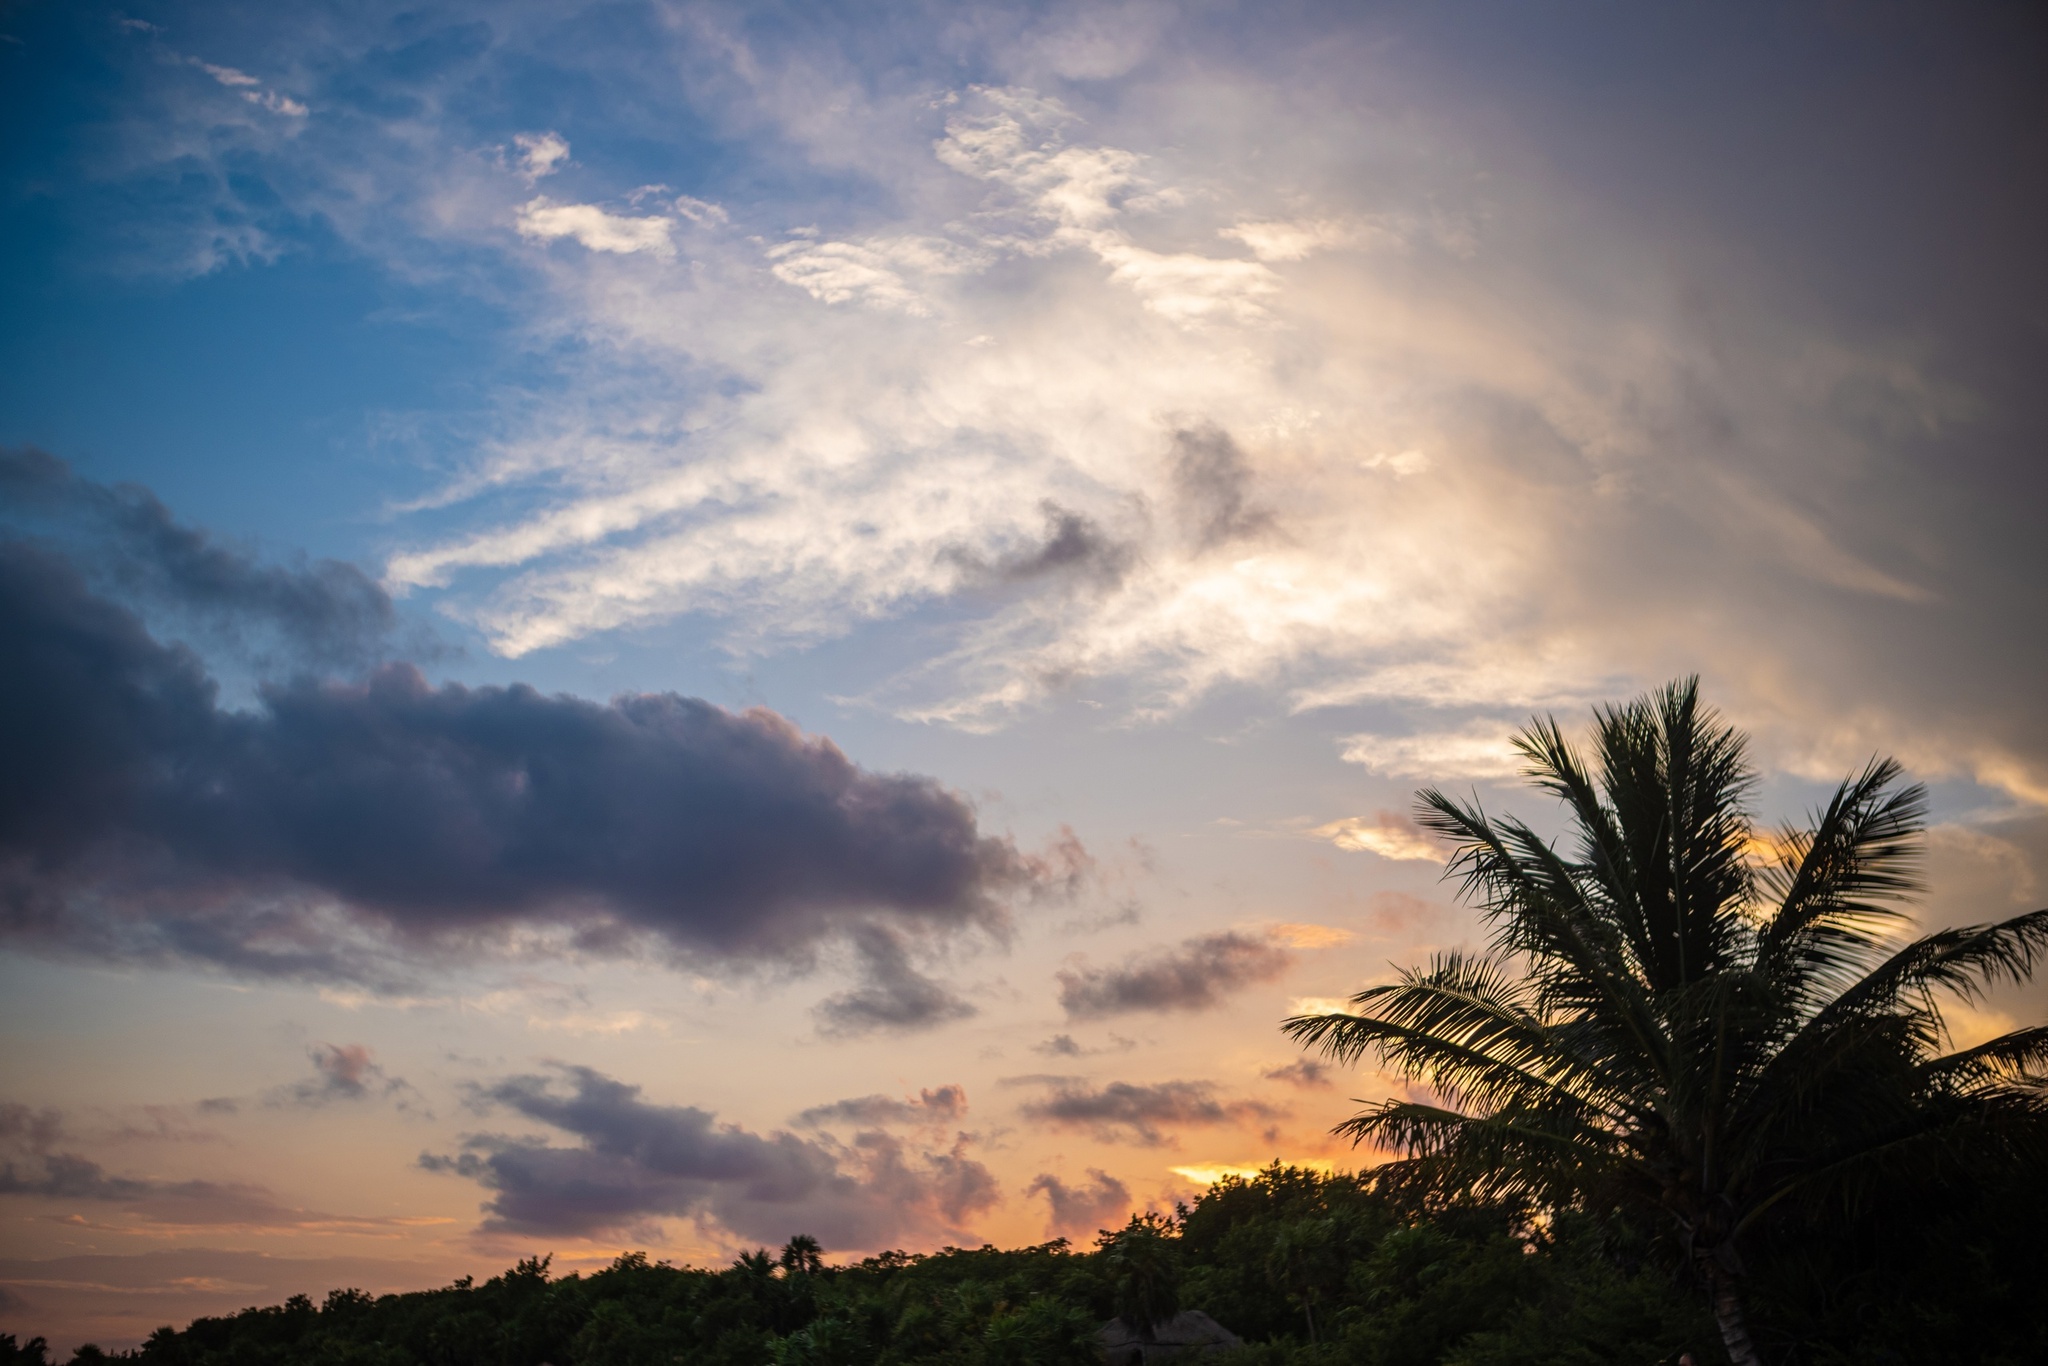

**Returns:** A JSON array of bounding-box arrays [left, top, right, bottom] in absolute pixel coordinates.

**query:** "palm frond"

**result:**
[[1282, 957, 1640, 1124], [1332, 1098, 1628, 1205], [1807, 909, 2048, 1030], [1919, 1024, 2048, 1093], [1756, 761, 1925, 1003]]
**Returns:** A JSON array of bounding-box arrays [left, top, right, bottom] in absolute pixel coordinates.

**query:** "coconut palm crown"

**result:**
[[1284, 679, 2048, 1366]]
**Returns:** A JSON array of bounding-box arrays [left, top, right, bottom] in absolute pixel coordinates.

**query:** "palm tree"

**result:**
[[1285, 680, 2048, 1365]]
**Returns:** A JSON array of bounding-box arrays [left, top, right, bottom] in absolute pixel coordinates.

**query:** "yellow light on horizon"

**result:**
[[1169, 1160, 1336, 1187]]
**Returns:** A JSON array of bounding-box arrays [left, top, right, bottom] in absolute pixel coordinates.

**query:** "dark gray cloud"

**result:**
[[0, 538, 1062, 983], [813, 926, 977, 1036], [423, 1065, 997, 1246], [1261, 1059, 1334, 1090], [1056, 931, 1292, 1019], [1169, 425, 1271, 550], [1025, 1168, 1131, 1238], [1015, 1078, 1283, 1147], [795, 1084, 967, 1129], [996, 502, 1133, 585], [0, 447, 398, 670]]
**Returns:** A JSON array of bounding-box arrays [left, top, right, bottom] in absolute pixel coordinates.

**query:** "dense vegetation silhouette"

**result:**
[[6, 681, 2042, 1365]]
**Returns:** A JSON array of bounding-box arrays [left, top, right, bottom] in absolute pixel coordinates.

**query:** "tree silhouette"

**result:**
[[1286, 679, 2048, 1365]]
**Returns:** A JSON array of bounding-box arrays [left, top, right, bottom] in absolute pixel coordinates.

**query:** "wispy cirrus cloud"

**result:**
[[45, 5, 2048, 808]]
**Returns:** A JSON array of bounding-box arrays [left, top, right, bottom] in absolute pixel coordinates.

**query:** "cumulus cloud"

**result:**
[[1014, 1078, 1282, 1147], [0, 538, 1062, 984], [423, 1065, 997, 1245], [1056, 931, 1293, 1019], [1026, 1168, 1130, 1237]]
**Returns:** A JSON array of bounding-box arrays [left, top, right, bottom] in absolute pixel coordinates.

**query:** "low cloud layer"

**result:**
[[1056, 932, 1292, 1019], [1015, 1078, 1283, 1147], [0, 538, 1061, 984], [423, 1066, 997, 1247]]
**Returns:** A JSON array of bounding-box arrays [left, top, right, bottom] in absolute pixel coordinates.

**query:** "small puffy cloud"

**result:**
[[267, 1045, 420, 1111], [1015, 1078, 1283, 1147], [1032, 1033, 1136, 1058], [1057, 931, 1292, 1019], [514, 132, 570, 180], [795, 1085, 967, 1130], [1261, 1059, 1334, 1090], [1026, 1168, 1130, 1237], [1311, 810, 1441, 862], [423, 1065, 997, 1246], [516, 198, 673, 257]]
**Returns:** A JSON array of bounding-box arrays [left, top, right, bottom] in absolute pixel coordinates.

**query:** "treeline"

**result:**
[[4, 1162, 2040, 1366]]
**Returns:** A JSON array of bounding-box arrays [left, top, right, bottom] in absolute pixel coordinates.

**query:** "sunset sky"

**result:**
[[3, 0, 2046, 1351]]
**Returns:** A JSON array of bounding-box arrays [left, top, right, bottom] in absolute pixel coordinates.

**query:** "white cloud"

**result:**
[[1221, 217, 1385, 262], [767, 234, 991, 314], [1311, 812, 1441, 861], [280, 55, 2037, 800], [515, 197, 674, 257], [195, 60, 262, 88], [515, 131, 571, 180], [1340, 723, 1525, 781]]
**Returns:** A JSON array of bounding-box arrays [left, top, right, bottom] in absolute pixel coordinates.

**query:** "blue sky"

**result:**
[[3, 0, 2046, 1350]]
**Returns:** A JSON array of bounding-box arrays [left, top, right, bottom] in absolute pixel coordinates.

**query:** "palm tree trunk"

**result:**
[[1705, 1266, 1763, 1366]]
